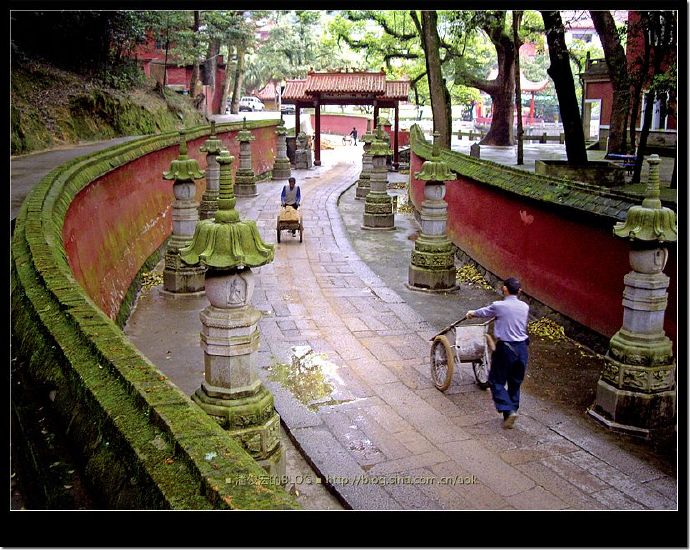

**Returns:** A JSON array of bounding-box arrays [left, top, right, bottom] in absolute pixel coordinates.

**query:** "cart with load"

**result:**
[[429, 317, 495, 391], [276, 205, 303, 243]]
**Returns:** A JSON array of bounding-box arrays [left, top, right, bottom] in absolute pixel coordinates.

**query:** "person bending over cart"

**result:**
[[465, 277, 529, 429], [281, 177, 301, 235], [281, 177, 301, 209]]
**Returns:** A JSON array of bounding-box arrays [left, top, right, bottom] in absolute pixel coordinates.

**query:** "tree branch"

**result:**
[[345, 10, 417, 40]]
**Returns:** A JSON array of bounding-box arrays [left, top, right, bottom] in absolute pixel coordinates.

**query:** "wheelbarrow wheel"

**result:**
[[472, 344, 491, 390], [430, 335, 454, 391], [299, 223, 303, 243], [277, 228, 281, 243]]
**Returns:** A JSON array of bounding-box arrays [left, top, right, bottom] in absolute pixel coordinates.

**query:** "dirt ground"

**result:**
[[522, 333, 677, 477]]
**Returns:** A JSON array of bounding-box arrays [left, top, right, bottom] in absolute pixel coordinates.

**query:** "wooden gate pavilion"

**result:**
[[281, 69, 410, 167]]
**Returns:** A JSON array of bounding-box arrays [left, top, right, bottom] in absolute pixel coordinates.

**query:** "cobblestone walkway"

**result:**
[[126, 147, 676, 511]]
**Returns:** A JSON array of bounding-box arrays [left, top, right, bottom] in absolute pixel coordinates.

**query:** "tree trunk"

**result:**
[[590, 11, 631, 154], [163, 26, 170, 89], [476, 13, 516, 146], [541, 11, 588, 165], [189, 10, 201, 96], [632, 90, 655, 182], [513, 11, 524, 165], [628, 13, 652, 153], [230, 41, 246, 114], [220, 44, 234, 114], [417, 11, 452, 148], [204, 38, 220, 113]]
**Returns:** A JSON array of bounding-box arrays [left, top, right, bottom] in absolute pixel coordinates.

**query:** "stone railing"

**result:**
[[11, 121, 300, 509], [408, 124, 676, 348]]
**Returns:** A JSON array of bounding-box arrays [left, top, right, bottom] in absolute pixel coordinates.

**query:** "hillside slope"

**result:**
[[11, 60, 208, 156]]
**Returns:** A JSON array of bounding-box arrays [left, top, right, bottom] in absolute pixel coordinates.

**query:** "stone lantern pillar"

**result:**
[[355, 118, 375, 200], [295, 131, 313, 169], [588, 155, 677, 437], [362, 123, 395, 230], [199, 120, 223, 220], [234, 117, 258, 197], [179, 149, 284, 476], [272, 118, 291, 180], [162, 130, 206, 294], [408, 132, 458, 292]]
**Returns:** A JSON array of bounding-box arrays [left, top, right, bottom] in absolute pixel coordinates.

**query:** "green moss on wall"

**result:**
[[11, 122, 299, 510]]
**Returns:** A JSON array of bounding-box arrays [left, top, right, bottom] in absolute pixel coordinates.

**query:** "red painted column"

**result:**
[[295, 106, 301, 136], [530, 93, 535, 125], [314, 100, 321, 166], [394, 103, 399, 170]]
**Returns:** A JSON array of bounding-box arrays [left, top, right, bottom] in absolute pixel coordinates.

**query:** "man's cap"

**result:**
[[504, 277, 521, 294]]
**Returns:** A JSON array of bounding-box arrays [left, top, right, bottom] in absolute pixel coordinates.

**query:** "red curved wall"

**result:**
[[63, 125, 277, 319], [410, 153, 677, 347]]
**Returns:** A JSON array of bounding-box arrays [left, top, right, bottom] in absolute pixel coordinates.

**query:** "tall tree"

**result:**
[[513, 11, 524, 165], [189, 11, 201, 99], [230, 39, 247, 114], [451, 11, 519, 146], [412, 11, 452, 147], [590, 11, 631, 155], [541, 10, 588, 165]]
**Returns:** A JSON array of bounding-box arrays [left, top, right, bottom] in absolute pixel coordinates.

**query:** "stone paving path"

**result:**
[[126, 146, 677, 511]]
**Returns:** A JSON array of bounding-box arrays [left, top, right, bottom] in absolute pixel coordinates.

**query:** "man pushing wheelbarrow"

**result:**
[[465, 277, 529, 429], [277, 177, 303, 243]]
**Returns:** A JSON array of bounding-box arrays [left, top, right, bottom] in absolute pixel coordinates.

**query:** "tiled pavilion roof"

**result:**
[[282, 70, 410, 102]]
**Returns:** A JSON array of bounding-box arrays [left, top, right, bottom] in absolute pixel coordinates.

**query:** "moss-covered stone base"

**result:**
[[272, 159, 291, 180], [589, 378, 675, 438], [192, 384, 286, 477]]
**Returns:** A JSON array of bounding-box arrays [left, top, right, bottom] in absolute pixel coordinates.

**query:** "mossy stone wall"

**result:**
[[11, 120, 299, 509]]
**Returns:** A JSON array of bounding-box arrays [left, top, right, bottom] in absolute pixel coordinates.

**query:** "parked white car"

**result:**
[[239, 96, 265, 112]]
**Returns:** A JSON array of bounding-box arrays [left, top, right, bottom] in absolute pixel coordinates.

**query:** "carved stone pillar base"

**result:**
[[588, 372, 675, 438], [408, 238, 457, 291], [163, 250, 206, 293], [235, 171, 258, 197], [192, 384, 285, 476], [362, 194, 395, 230], [272, 158, 291, 180], [355, 177, 371, 200]]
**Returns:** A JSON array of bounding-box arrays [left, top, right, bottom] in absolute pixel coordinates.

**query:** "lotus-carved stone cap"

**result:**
[[414, 132, 456, 182], [180, 149, 274, 269], [613, 155, 677, 243], [200, 120, 224, 154], [236, 117, 256, 143], [163, 130, 205, 182]]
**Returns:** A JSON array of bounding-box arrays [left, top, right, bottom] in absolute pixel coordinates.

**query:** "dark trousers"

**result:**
[[488, 340, 529, 414]]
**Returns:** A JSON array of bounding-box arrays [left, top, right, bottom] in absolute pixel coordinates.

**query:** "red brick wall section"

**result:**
[[586, 82, 614, 126], [63, 125, 277, 319], [409, 153, 677, 348]]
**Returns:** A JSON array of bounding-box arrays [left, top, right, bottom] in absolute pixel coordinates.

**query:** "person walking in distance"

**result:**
[[465, 277, 529, 429], [349, 126, 358, 145]]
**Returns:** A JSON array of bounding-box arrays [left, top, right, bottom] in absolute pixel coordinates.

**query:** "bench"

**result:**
[[606, 153, 636, 175]]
